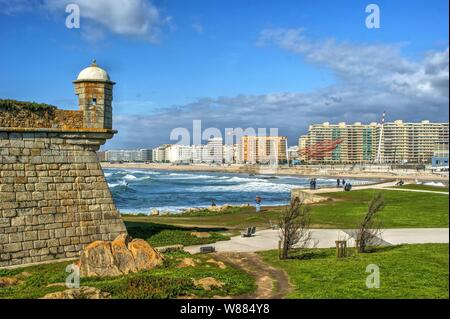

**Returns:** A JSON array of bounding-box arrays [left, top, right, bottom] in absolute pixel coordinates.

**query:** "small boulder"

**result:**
[[206, 259, 226, 269], [128, 239, 165, 271], [111, 234, 137, 274], [193, 277, 224, 291], [41, 287, 110, 299], [79, 241, 121, 277], [177, 257, 196, 268], [190, 231, 211, 238], [78, 235, 164, 278], [0, 277, 22, 288]]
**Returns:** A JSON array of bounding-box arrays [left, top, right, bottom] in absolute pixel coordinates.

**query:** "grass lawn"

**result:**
[[393, 184, 449, 192], [0, 251, 255, 299], [131, 189, 448, 232], [124, 220, 231, 247], [259, 243, 449, 299], [309, 189, 449, 228]]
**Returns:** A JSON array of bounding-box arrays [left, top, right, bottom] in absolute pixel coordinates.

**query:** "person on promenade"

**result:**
[[337, 178, 341, 187], [255, 196, 262, 212], [344, 181, 352, 191], [211, 199, 217, 206], [309, 179, 314, 190]]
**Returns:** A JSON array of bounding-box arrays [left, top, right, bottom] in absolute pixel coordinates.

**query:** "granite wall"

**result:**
[[0, 129, 127, 267]]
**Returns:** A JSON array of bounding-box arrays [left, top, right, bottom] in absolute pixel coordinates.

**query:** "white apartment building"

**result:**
[[105, 149, 152, 162], [202, 138, 223, 164], [152, 145, 169, 162], [223, 144, 235, 164], [165, 144, 192, 163], [192, 145, 203, 164], [287, 146, 300, 162]]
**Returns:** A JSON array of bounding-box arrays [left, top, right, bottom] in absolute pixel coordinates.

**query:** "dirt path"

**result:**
[[213, 252, 292, 299]]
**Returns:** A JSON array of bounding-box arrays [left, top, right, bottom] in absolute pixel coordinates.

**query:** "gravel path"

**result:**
[[214, 252, 292, 299]]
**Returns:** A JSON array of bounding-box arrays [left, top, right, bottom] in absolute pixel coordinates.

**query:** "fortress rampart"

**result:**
[[0, 62, 127, 268]]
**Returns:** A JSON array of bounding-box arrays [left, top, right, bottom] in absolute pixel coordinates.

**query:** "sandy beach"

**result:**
[[100, 162, 449, 182]]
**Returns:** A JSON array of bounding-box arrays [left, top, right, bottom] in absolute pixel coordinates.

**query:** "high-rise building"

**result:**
[[140, 149, 153, 162], [105, 149, 152, 162], [202, 138, 223, 164], [223, 144, 235, 164], [300, 120, 449, 164], [287, 146, 300, 163], [152, 144, 170, 162], [192, 145, 203, 163], [240, 136, 288, 164], [165, 144, 192, 163]]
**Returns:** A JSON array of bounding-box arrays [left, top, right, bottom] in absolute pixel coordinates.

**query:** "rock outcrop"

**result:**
[[0, 277, 23, 288], [41, 286, 110, 299], [177, 257, 196, 268], [206, 259, 226, 269], [190, 231, 211, 238], [291, 189, 330, 204], [78, 234, 164, 277], [193, 277, 224, 290]]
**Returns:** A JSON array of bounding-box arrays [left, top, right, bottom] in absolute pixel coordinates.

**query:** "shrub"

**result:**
[[0, 99, 57, 111], [100, 274, 194, 299]]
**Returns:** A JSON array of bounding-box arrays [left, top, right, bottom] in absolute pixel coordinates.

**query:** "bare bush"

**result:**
[[356, 192, 386, 253], [279, 197, 313, 259]]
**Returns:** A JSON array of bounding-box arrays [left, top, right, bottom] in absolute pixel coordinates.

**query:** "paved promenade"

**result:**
[[184, 228, 449, 254], [303, 181, 449, 195]]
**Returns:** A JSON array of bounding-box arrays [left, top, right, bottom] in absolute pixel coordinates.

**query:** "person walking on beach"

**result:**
[[255, 196, 262, 213], [337, 178, 341, 187], [312, 178, 317, 190], [211, 199, 216, 206], [309, 178, 314, 190]]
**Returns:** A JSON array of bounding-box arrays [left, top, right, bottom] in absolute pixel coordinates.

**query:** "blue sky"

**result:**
[[0, 0, 448, 149]]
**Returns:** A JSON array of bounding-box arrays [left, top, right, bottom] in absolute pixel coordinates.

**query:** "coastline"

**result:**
[[100, 162, 449, 182]]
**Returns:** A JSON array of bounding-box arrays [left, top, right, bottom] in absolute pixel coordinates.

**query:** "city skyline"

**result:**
[[0, 0, 448, 149], [100, 117, 449, 166]]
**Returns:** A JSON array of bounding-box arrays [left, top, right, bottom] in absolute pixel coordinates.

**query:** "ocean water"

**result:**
[[104, 168, 372, 214]]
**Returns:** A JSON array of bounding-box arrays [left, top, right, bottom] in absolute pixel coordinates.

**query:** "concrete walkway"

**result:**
[[303, 181, 449, 195], [184, 228, 449, 254], [304, 181, 397, 194], [382, 188, 449, 194]]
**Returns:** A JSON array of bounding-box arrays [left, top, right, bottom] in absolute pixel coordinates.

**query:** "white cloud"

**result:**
[[191, 22, 203, 34], [0, 0, 36, 15], [106, 29, 448, 149], [0, 0, 170, 42]]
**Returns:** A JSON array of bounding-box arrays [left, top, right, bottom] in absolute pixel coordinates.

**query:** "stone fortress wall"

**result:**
[[0, 62, 127, 268]]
